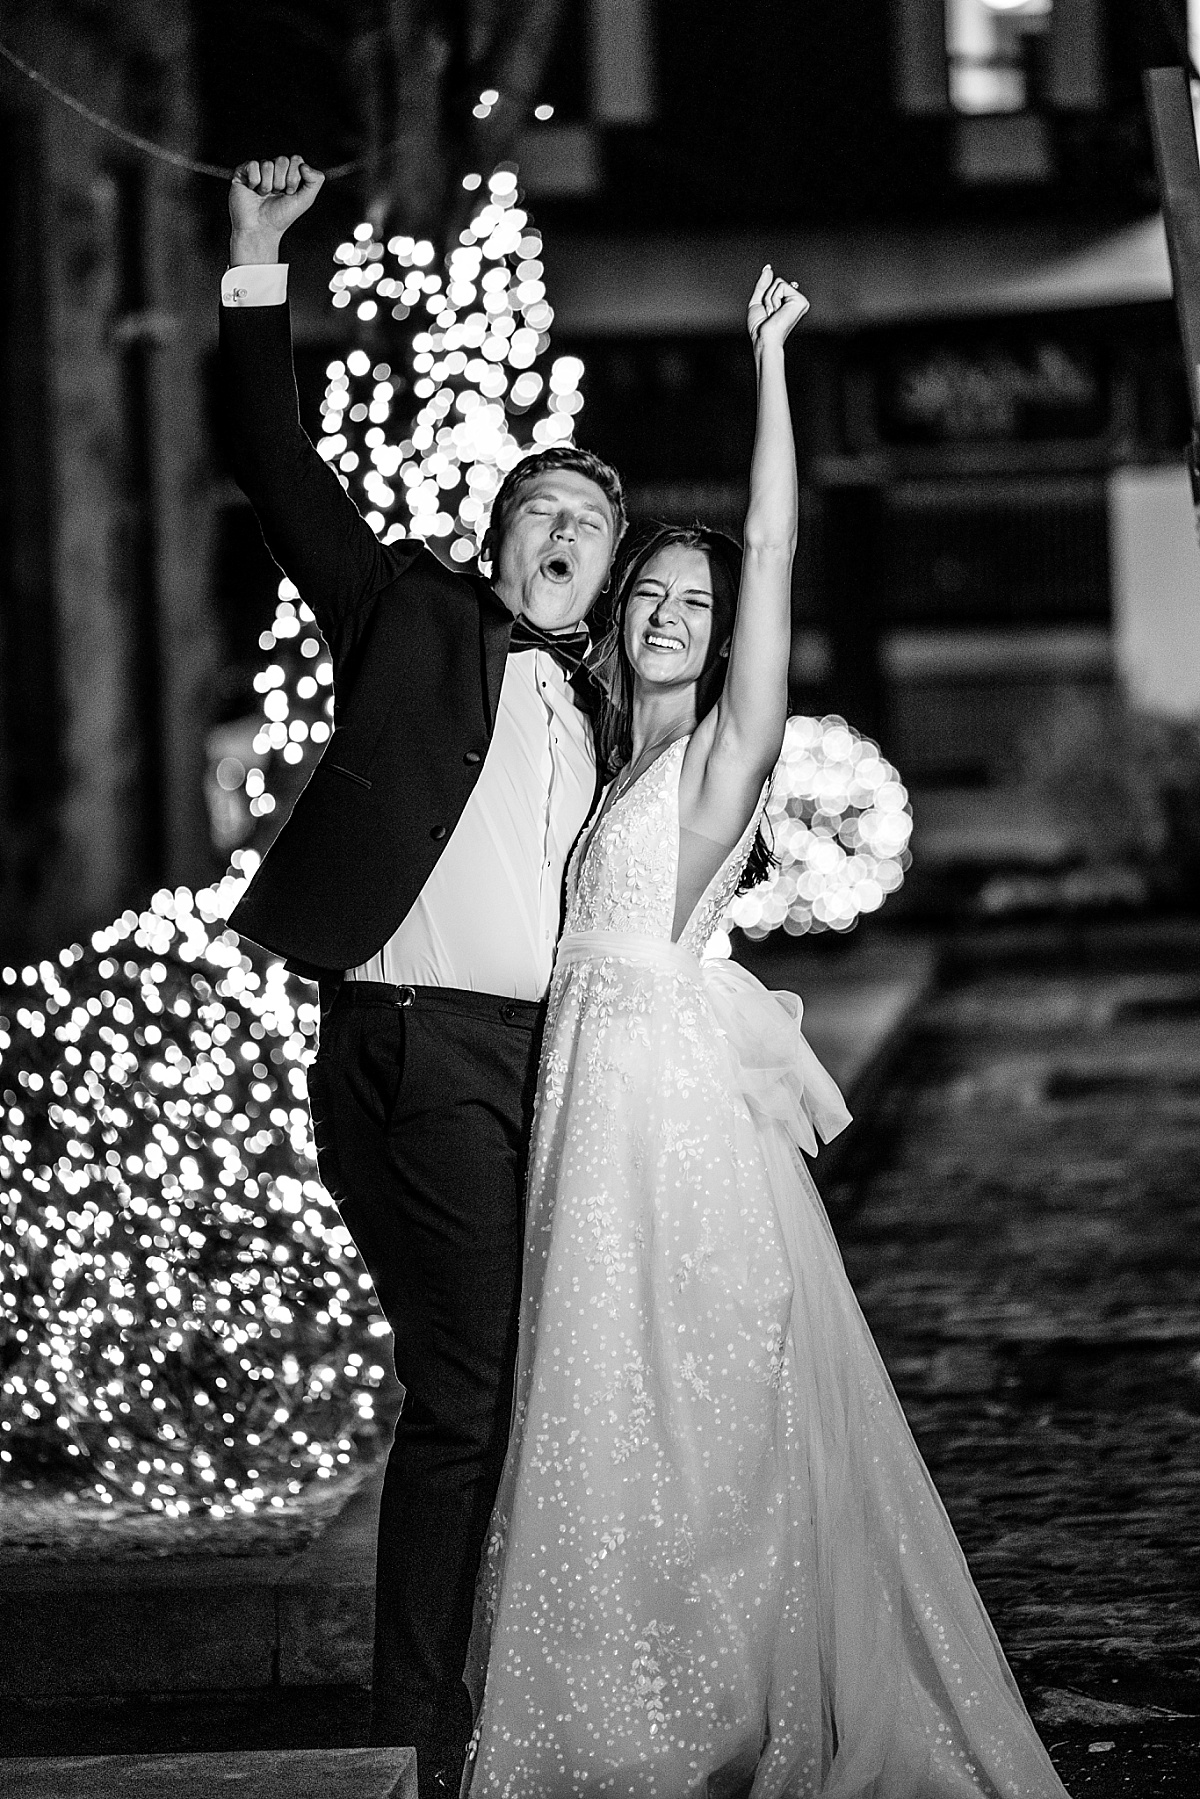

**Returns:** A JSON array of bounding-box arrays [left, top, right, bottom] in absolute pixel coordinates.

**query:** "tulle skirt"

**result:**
[[464, 933, 1069, 1798]]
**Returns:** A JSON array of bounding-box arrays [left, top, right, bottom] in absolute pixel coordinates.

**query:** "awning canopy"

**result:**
[[542, 216, 1173, 335]]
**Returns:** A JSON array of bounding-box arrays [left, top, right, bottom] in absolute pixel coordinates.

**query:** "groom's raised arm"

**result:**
[[221, 156, 408, 642]]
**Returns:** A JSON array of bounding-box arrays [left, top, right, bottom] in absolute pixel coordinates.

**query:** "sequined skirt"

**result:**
[[463, 930, 1070, 1799]]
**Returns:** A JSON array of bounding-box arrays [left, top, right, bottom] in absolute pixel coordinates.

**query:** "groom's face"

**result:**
[[493, 471, 616, 630]]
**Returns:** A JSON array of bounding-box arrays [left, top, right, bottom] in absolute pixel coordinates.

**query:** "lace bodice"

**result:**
[[563, 736, 763, 957]]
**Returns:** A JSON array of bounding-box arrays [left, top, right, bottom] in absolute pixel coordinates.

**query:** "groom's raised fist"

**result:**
[[229, 156, 324, 264]]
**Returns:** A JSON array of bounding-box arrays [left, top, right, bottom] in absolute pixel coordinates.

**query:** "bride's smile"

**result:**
[[624, 545, 727, 689]]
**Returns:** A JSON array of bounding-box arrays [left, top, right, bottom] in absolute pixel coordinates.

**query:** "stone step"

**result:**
[[2, 1748, 415, 1798]]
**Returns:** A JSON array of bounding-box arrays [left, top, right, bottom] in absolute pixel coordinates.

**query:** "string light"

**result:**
[[0, 905, 386, 1516], [322, 164, 577, 565], [721, 715, 913, 941]]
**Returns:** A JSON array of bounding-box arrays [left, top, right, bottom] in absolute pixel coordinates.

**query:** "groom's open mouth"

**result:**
[[541, 553, 575, 583]]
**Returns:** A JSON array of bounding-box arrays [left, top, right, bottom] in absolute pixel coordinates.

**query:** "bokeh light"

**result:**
[[0, 903, 387, 1517], [322, 164, 580, 566], [721, 714, 913, 941]]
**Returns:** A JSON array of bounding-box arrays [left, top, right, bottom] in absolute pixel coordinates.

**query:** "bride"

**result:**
[[462, 270, 1070, 1798]]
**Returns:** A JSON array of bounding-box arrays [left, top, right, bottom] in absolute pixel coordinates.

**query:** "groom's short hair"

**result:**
[[483, 446, 627, 568]]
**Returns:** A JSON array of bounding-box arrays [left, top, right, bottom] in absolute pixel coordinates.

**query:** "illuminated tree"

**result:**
[[0, 902, 387, 1518], [321, 167, 575, 558]]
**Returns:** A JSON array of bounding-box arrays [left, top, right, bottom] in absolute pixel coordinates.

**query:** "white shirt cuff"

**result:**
[[222, 265, 289, 307]]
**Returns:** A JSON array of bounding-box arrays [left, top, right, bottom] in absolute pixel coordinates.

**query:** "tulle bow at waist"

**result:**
[[555, 930, 851, 1158]]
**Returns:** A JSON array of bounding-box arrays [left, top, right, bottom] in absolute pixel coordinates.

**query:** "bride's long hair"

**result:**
[[588, 522, 775, 890]]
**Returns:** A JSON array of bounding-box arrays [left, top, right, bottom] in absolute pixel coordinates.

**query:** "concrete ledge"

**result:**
[[277, 1576, 374, 1688], [2, 1583, 279, 1698], [3, 1748, 414, 1798], [0, 1546, 377, 1699]]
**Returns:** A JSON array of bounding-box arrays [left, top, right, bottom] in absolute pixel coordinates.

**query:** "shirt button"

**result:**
[[233, 287, 246, 300], [463, 750, 481, 766], [430, 824, 447, 841]]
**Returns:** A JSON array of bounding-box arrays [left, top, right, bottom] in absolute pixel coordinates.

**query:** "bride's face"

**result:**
[[623, 546, 727, 692]]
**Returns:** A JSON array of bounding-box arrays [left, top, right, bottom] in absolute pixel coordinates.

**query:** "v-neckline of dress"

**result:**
[[577, 734, 691, 877]]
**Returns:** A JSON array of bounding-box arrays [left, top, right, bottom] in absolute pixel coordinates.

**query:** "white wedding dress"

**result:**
[[464, 737, 1069, 1799]]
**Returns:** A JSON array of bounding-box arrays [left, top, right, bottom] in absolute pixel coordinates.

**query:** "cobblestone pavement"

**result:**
[[821, 924, 1200, 1797]]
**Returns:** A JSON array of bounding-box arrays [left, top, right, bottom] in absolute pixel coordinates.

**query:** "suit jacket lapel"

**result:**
[[478, 582, 513, 731]]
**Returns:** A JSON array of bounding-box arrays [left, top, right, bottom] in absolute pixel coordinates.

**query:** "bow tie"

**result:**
[[508, 616, 590, 678]]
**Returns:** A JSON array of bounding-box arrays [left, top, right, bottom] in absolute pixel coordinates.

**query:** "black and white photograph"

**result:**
[[1, 3, 1199, 1796]]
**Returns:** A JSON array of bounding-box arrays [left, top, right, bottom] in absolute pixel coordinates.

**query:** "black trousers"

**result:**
[[307, 980, 543, 1791]]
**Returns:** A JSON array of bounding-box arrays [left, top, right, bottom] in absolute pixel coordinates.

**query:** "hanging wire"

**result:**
[[0, 38, 365, 181]]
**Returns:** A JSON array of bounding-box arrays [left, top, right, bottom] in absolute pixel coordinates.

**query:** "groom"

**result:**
[[220, 156, 626, 1794]]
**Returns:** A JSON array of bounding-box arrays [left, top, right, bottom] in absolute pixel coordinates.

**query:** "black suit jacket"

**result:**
[[220, 299, 586, 973]]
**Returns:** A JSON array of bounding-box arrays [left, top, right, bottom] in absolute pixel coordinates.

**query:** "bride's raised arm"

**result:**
[[692, 266, 808, 829]]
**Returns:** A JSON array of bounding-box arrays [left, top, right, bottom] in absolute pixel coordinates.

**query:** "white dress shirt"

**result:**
[[351, 651, 594, 997], [221, 264, 290, 307], [222, 264, 597, 1001]]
